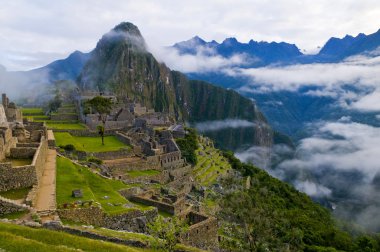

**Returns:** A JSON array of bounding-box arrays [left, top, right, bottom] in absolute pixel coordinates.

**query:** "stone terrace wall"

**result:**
[[115, 131, 132, 145], [58, 206, 157, 233], [47, 130, 55, 148], [108, 159, 161, 172], [130, 196, 174, 215], [33, 136, 48, 184], [16, 143, 40, 148], [104, 208, 157, 232], [10, 147, 36, 159], [181, 212, 219, 250], [58, 206, 105, 226], [0, 196, 30, 215], [0, 163, 36, 192], [89, 149, 132, 160], [0, 137, 48, 193]]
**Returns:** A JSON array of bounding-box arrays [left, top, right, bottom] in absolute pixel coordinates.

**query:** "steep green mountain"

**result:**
[[78, 22, 275, 151]]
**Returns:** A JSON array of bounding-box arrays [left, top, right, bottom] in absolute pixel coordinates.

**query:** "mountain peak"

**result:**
[[191, 36, 206, 43], [100, 22, 146, 51], [222, 37, 239, 45], [112, 22, 142, 38]]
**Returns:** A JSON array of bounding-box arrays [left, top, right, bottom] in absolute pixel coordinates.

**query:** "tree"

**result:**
[[148, 216, 189, 252], [86, 96, 113, 145], [97, 125, 105, 145], [175, 128, 198, 165], [46, 94, 62, 113]]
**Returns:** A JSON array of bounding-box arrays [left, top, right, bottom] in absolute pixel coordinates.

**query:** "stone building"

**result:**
[[2, 93, 22, 123]]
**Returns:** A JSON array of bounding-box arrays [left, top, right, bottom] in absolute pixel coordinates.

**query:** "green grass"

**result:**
[[56, 157, 149, 214], [4, 158, 33, 166], [54, 132, 129, 152], [126, 170, 161, 178], [0, 222, 150, 252], [73, 226, 155, 244], [0, 187, 31, 200], [46, 123, 86, 130], [0, 210, 28, 219], [64, 225, 204, 252], [21, 107, 44, 115]]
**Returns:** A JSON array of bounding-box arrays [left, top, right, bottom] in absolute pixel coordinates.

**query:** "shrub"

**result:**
[[62, 144, 75, 152], [88, 157, 103, 165]]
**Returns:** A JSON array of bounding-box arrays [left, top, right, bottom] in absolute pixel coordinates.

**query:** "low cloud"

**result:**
[[274, 119, 380, 231], [194, 119, 256, 132], [152, 46, 257, 73], [0, 68, 51, 103], [295, 180, 331, 197]]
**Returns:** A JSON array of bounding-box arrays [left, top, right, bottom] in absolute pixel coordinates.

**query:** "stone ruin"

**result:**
[[79, 92, 172, 130], [0, 94, 50, 205]]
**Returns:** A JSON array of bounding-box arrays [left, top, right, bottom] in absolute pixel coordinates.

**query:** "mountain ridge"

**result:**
[[77, 22, 275, 152], [173, 28, 380, 66]]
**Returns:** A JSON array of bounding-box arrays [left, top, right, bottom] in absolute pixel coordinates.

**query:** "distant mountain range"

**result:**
[[173, 28, 380, 66]]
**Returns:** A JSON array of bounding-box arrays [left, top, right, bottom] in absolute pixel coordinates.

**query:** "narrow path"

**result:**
[[35, 149, 57, 212]]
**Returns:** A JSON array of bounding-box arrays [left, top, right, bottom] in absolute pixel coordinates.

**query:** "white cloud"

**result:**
[[295, 180, 331, 197], [194, 119, 256, 132], [153, 46, 253, 73], [351, 90, 380, 112], [1, 0, 380, 70], [279, 121, 380, 179]]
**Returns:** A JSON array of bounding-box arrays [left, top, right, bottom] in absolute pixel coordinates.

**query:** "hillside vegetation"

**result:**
[[218, 151, 380, 251]]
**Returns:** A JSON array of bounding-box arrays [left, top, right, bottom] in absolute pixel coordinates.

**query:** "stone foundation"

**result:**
[[180, 211, 219, 250], [58, 206, 158, 233], [0, 136, 48, 193], [0, 195, 30, 216]]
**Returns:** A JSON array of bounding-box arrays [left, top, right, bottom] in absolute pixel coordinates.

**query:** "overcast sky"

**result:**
[[1, 0, 380, 71]]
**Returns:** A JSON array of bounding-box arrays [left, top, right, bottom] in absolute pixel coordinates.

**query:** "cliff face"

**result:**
[[78, 22, 273, 151]]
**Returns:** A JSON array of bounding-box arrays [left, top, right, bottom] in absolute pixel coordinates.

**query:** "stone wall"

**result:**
[[89, 149, 132, 160], [52, 129, 125, 137], [10, 147, 36, 159], [58, 206, 104, 226], [115, 131, 132, 145], [0, 196, 30, 215], [86, 119, 132, 131], [181, 212, 219, 250], [108, 159, 160, 172], [118, 187, 143, 199], [57, 226, 147, 248], [104, 208, 157, 232], [58, 206, 158, 233], [16, 143, 40, 148], [130, 196, 175, 215], [33, 136, 48, 185], [159, 151, 183, 169], [0, 128, 17, 160], [47, 130, 55, 148], [0, 136, 48, 193], [123, 172, 166, 184], [169, 165, 191, 180], [0, 163, 36, 192]]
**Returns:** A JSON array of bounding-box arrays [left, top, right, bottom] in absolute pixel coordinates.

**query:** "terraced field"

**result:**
[[193, 143, 232, 186], [54, 132, 130, 152], [56, 157, 151, 215], [0, 222, 150, 252]]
